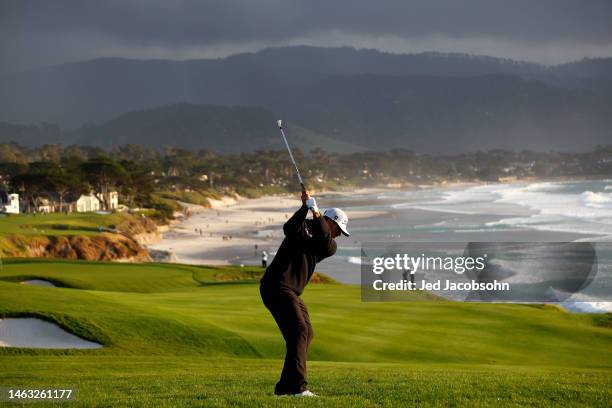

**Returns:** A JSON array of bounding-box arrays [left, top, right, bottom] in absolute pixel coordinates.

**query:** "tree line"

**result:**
[[1, 143, 611, 214]]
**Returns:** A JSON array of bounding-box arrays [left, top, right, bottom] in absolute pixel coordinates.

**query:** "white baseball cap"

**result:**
[[323, 208, 350, 236]]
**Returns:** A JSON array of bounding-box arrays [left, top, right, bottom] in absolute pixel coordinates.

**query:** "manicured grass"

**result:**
[[0, 212, 132, 236], [1, 357, 610, 407], [0, 259, 263, 292], [0, 259, 610, 406]]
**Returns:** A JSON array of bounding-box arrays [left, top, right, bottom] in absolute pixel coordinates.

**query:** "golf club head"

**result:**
[[277, 119, 283, 129]]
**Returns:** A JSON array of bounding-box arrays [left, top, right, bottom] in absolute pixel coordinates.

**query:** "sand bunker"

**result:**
[[20, 279, 56, 287], [0, 318, 102, 349]]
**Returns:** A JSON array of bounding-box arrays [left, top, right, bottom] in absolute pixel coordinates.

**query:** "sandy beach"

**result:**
[[147, 191, 385, 266]]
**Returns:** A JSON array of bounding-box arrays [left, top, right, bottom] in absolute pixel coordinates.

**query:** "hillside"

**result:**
[[64, 75, 612, 153], [0, 259, 610, 406], [2, 76, 611, 153], [72, 103, 363, 153], [0, 212, 157, 260], [0, 259, 610, 364], [1, 47, 612, 153], [275, 74, 612, 152]]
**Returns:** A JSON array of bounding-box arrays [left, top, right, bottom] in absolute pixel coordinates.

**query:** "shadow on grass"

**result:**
[[20, 224, 102, 233], [0, 275, 73, 288]]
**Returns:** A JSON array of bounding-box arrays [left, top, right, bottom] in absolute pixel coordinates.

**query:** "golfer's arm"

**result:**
[[283, 205, 308, 237], [313, 214, 337, 257]]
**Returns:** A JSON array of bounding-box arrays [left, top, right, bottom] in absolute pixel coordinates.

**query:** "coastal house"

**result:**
[[35, 197, 52, 213], [94, 191, 119, 211], [7, 193, 20, 213], [107, 191, 118, 210], [75, 193, 101, 212], [32, 192, 71, 213], [0, 191, 20, 214]]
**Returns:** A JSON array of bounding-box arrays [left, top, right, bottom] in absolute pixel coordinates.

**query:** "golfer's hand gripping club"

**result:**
[[301, 190, 319, 217], [305, 197, 319, 214]]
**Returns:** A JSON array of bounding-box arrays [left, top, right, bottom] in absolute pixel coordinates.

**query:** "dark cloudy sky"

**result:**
[[1, 0, 611, 75]]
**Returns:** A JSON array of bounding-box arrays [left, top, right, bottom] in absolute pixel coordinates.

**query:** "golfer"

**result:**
[[260, 189, 349, 397]]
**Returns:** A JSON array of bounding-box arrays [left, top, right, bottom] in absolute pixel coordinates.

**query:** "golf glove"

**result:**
[[305, 197, 319, 213]]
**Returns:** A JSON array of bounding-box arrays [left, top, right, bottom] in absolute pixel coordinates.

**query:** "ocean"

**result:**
[[315, 179, 612, 313]]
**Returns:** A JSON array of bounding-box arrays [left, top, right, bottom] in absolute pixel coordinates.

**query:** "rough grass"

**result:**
[[155, 189, 223, 208], [0, 259, 610, 406]]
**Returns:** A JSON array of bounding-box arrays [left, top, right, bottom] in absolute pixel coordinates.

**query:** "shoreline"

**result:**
[[147, 179, 612, 315], [145, 182, 490, 266], [147, 191, 385, 266], [147, 177, 611, 266]]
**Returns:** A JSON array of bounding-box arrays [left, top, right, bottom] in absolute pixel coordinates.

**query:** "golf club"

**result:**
[[277, 119, 306, 192]]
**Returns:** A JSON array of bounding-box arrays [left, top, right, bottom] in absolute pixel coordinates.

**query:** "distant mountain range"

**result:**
[[73, 104, 363, 153], [0, 104, 363, 153], [0, 46, 611, 153]]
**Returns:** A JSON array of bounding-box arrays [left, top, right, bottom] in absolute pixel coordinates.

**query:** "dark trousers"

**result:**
[[260, 283, 313, 395]]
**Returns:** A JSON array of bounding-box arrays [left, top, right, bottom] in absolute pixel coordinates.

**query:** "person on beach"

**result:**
[[261, 250, 268, 268], [259, 190, 350, 397]]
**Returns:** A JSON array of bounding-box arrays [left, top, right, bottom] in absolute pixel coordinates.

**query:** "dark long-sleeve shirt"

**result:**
[[260, 205, 337, 295]]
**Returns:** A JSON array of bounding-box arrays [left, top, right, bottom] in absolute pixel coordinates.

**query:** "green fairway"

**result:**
[[2, 356, 610, 407], [0, 259, 263, 292], [0, 259, 611, 406], [0, 212, 131, 236]]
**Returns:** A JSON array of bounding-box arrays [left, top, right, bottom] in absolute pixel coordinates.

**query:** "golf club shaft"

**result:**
[[278, 123, 306, 192]]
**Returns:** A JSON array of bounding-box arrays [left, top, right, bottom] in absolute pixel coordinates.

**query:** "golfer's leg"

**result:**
[[299, 297, 314, 347], [289, 297, 313, 393], [277, 292, 310, 394], [261, 286, 306, 394]]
